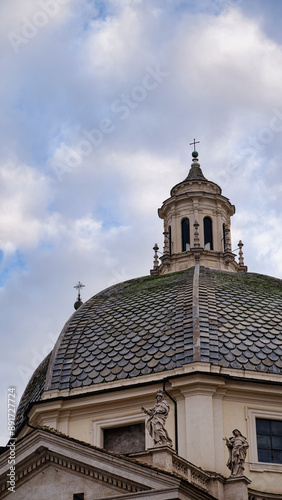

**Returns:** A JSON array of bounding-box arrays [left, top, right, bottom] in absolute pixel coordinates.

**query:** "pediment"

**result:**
[[4, 460, 141, 500], [0, 428, 191, 500]]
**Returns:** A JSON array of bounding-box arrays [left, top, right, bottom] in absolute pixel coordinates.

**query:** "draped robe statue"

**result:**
[[223, 429, 249, 476], [141, 391, 173, 447]]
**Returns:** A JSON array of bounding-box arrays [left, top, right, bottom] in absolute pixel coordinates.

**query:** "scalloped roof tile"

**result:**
[[16, 267, 282, 430]]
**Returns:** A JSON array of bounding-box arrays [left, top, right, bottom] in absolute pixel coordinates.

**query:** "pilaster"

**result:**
[[170, 374, 226, 471]]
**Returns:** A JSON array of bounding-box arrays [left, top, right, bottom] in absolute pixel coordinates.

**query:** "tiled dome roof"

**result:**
[[15, 267, 282, 432]]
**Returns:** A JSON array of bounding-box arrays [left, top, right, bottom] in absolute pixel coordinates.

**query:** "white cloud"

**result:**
[[0, 163, 51, 252], [173, 9, 282, 110]]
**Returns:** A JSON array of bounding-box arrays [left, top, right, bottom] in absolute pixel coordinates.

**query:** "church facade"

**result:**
[[1, 150, 282, 499]]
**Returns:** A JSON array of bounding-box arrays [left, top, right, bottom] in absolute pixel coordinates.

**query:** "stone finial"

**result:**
[[224, 225, 232, 253], [191, 220, 203, 263], [238, 240, 245, 266], [223, 429, 249, 477], [223, 224, 235, 265], [153, 243, 159, 270], [141, 391, 173, 447], [193, 220, 200, 248], [163, 230, 170, 255]]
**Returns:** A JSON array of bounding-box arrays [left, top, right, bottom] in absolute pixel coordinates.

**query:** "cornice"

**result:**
[[0, 447, 148, 498]]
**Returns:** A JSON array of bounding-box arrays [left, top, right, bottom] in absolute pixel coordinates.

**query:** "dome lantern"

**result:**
[[151, 141, 247, 275]]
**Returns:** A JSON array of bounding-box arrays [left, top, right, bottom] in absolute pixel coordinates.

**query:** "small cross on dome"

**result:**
[[74, 281, 85, 310], [189, 138, 200, 158], [74, 281, 85, 297]]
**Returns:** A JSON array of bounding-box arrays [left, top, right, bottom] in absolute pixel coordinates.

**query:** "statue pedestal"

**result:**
[[146, 445, 174, 472], [224, 476, 251, 500], [130, 445, 174, 472]]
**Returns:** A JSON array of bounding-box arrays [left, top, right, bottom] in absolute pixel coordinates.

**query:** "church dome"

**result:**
[[15, 266, 282, 434], [10, 148, 282, 500]]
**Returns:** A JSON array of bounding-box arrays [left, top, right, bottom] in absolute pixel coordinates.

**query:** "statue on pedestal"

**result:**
[[141, 390, 173, 447], [223, 429, 249, 476]]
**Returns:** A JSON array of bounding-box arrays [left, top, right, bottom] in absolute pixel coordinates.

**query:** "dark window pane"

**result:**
[[270, 420, 282, 436], [73, 495, 84, 500], [181, 218, 190, 252], [256, 418, 282, 463], [272, 436, 282, 450], [204, 217, 213, 250], [256, 419, 270, 434], [273, 450, 282, 464], [257, 435, 271, 449], [258, 449, 272, 462], [104, 423, 145, 454]]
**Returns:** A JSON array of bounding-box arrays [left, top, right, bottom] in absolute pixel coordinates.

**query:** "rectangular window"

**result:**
[[256, 418, 282, 464], [104, 423, 145, 454], [73, 494, 84, 500]]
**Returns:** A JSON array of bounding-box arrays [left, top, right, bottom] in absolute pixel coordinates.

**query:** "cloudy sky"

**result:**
[[1, 0, 282, 445]]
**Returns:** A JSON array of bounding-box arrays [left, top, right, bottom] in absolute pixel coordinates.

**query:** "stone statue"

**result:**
[[223, 429, 249, 476], [141, 390, 173, 447]]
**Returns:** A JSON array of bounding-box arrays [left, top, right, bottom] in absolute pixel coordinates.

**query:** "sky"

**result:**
[[1, 0, 282, 445]]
